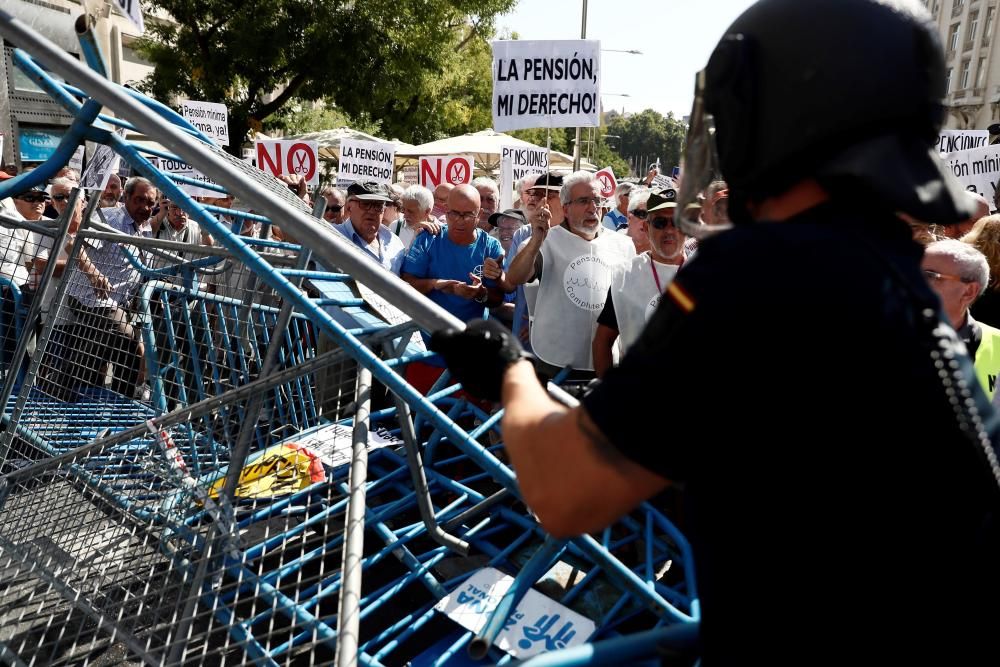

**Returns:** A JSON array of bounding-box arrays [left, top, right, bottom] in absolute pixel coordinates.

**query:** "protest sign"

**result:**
[[594, 167, 617, 199], [149, 157, 221, 198], [68, 145, 84, 174], [419, 155, 474, 188], [256, 139, 320, 187], [401, 165, 418, 185], [181, 100, 229, 146], [943, 143, 1000, 210], [499, 144, 548, 210], [111, 0, 144, 34], [938, 129, 989, 156], [491, 40, 601, 132], [337, 139, 395, 187], [80, 129, 127, 192]]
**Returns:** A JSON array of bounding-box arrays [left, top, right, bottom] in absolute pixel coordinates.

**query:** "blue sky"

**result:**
[[498, 0, 757, 118]]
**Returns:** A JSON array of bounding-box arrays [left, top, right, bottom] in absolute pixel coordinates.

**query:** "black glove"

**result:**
[[429, 319, 531, 402]]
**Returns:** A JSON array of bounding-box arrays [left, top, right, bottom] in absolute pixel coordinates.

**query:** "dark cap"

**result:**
[[647, 188, 678, 212], [15, 184, 50, 200], [531, 172, 563, 191], [347, 181, 392, 202], [487, 208, 528, 228]]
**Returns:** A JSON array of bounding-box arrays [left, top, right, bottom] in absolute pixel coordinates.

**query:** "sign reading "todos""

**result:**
[[255, 139, 320, 186]]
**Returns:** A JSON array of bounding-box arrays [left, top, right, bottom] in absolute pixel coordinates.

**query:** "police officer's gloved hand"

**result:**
[[429, 319, 531, 402]]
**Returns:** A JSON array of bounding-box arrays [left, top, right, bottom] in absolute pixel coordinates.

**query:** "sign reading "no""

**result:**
[[419, 155, 475, 188], [255, 140, 320, 186]]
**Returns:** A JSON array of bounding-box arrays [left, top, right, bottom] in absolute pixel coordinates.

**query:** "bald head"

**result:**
[[449, 184, 480, 209], [446, 184, 481, 243], [432, 183, 455, 216]]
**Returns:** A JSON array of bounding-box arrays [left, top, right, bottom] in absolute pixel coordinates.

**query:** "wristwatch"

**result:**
[[474, 287, 489, 303]]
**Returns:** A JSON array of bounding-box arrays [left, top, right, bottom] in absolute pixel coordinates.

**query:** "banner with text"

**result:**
[[419, 155, 474, 188], [181, 100, 229, 147], [943, 143, 1000, 211], [938, 129, 990, 156], [337, 139, 396, 187], [256, 139, 321, 187], [491, 39, 601, 132], [112, 0, 144, 34], [499, 144, 548, 210], [150, 157, 221, 198]]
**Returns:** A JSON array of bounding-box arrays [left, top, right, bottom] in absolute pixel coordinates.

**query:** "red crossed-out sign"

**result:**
[[419, 155, 474, 188], [594, 167, 617, 199], [255, 139, 320, 186]]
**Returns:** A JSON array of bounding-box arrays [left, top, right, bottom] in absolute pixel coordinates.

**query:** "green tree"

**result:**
[[135, 0, 515, 153], [606, 109, 687, 176]]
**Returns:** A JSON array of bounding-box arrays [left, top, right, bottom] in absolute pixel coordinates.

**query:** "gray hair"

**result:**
[[560, 171, 600, 205], [926, 239, 990, 298], [627, 187, 651, 213], [402, 185, 433, 212], [49, 177, 78, 191], [320, 185, 345, 199], [471, 177, 499, 197], [516, 173, 538, 196], [124, 176, 156, 198], [614, 182, 634, 198]]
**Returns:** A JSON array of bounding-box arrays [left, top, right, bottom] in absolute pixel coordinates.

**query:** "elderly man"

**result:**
[[601, 182, 634, 231], [100, 173, 123, 208], [431, 183, 454, 219], [472, 177, 500, 232], [506, 171, 635, 379], [922, 239, 1000, 398], [320, 186, 347, 225], [61, 176, 157, 398], [593, 189, 687, 377], [151, 199, 212, 249], [331, 181, 406, 275], [401, 183, 505, 393]]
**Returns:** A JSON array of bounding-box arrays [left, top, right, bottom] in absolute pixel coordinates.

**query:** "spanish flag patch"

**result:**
[[666, 281, 695, 313]]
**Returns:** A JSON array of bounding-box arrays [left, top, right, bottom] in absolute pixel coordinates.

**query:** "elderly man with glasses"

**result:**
[[922, 239, 1000, 399], [331, 181, 407, 275], [400, 183, 505, 394]]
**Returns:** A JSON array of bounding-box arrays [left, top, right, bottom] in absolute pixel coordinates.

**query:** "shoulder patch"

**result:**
[[666, 280, 695, 313]]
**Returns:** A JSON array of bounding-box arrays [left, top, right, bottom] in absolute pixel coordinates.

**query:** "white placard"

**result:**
[[434, 567, 595, 658], [180, 100, 229, 147], [594, 167, 617, 199], [652, 173, 676, 190], [111, 0, 144, 34], [418, 155, 474, 188], [943, 144, 1000, 211], [80, 130, 126, 191], [256, 139, 320, 187], [291, 422, 402, 469], [500, 145, 548, 211], [68, 145, 85, 174], [337, 139, 395, 187], [938, 129, 989, 156], [401, 165, 418, 185], [491, 40, 601, 132], [149, 157, 222, 198]]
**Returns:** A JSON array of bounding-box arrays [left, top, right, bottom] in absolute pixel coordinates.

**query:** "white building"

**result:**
[[1, 0, 155, 169], [928, 0, 1000, 129]]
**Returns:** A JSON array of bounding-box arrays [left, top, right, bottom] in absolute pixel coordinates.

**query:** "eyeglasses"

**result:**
[[650, 215, 678, 230], [51, 193, 71, 203], [446, 210, 478, 222], [570, 197, 602, 207], [17, 195, 48, 203], [630, 209, 648, 219], [324, 205, 343, 215], [923, 269, 973, 284], [355, 200, 386, 212]]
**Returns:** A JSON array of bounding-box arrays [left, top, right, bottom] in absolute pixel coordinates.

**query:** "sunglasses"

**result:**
[[17, 195, 48, 203], [630, 209, 648, 219], [51, 193, 72, 202], [324, 205, 343, 215], [649, 215, 677, 230]]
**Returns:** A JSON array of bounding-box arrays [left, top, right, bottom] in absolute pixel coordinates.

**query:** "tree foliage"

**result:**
[[136, 0, 515, 152], [606, 109, 687, 176]]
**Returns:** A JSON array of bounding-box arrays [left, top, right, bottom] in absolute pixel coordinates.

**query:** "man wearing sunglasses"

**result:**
[[592, 188, 687, 378], [922, 239, 1000, 399], [331, 181, 406, 275], [2, 186, 47, 364], [320, 186, 347, 225]]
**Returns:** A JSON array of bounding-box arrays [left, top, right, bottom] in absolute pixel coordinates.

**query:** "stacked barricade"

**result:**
[[0, 9, 700, 666]]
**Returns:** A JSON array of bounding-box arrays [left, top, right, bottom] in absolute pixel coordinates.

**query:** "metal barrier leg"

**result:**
[[334, 366, 371, 667]]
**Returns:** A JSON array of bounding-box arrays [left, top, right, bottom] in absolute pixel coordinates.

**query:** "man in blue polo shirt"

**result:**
[[401, 183, 505, 393], [332, 181, 406, 275]]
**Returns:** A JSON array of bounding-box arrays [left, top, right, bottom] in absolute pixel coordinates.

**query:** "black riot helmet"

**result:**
[[676, 0, 976, 233]]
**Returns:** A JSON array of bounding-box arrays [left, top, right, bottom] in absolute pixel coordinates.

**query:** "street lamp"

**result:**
[[603, 49, 643, 55]]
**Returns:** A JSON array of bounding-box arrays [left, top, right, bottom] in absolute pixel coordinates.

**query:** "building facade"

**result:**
[[1, 0, 154, 170]]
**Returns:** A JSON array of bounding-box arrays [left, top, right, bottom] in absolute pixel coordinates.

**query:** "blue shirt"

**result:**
[[66, 206, 152, 308], [332, 218, 406, 275], [506, 224, 535, 350], [403, 226, 504, 324], [602, 209, 627, 231]]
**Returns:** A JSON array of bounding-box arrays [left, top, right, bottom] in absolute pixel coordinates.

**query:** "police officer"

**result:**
[[431, 0, 1000, 662]]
